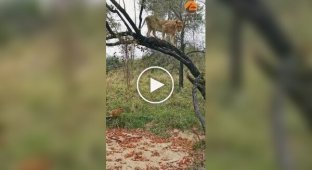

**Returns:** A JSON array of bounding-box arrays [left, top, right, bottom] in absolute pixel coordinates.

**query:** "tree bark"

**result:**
[[179, 26, 186, 89], [179, 62, 184, 89]]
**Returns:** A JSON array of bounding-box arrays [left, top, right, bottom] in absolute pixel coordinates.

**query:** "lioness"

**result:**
[[142, 15, 183, 45], [162, 19, 183, 45], [142, 15, 168, 38]]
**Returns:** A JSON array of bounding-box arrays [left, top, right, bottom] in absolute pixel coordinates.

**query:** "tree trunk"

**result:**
[[179, 25, 186, 89], [179, 62, 184, 88]]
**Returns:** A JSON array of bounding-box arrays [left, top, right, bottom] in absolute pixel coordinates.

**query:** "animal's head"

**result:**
[[175, 20, 184, 32]]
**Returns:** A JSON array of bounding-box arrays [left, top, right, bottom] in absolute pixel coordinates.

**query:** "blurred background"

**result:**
[[206, 0, 312, 170], [0, 0, 105, 169]]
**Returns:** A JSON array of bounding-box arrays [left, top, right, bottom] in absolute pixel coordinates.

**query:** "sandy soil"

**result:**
[[106, 128, 204, 170]]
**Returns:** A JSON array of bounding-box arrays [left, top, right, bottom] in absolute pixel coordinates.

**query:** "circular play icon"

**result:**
[[136, 66, 174, 104]]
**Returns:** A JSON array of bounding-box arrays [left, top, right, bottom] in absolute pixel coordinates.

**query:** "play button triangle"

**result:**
[[150, 78, 164, 93]]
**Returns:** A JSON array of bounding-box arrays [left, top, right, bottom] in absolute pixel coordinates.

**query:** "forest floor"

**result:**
[[106, 128, 205, 170]]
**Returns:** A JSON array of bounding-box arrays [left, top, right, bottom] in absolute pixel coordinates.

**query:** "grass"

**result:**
[[106, 59, 205, 137]]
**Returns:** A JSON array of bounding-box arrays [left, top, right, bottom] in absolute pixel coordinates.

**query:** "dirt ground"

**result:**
[[106, 128, 205, 170]]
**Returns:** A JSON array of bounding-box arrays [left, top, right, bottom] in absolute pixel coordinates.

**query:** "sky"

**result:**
[[106, 0, 206, 58]]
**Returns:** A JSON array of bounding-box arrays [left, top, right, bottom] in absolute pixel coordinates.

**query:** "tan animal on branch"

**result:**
[[142, 15, 183, 45], [143, 15, 168, 38], [161, 20, 183, 45]]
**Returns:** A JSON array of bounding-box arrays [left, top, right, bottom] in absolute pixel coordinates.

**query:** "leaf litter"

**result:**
[[106, 128, 204, 170]]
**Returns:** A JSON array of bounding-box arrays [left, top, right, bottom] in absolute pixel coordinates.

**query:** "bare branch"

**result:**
[[139, 0, 146, 29], [106, 39, 135, 46], [106, 42, 124, 46], [192, 75, 206, 132], [106, 31, 132, 40], [109, 0, 141, 34], [106, 21, 116, 36], [186, 50, 205, 56], [106, 3, 133, 32]]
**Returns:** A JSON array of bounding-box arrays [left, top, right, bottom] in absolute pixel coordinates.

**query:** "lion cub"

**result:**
[[108, 108, 124, 118]]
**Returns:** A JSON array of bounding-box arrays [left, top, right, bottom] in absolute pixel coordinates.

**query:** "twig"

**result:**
[[186, 50, 205, 56], [138, 0, 146, 29], [108, 136, 123, 143], [106, 3, 133, 33]]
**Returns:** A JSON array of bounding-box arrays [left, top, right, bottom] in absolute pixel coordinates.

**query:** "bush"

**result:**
[[106, 56, 122, 72]]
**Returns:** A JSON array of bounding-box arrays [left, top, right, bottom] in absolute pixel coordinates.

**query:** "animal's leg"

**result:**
[[162, 32, 166, 40], [147, 29, 151, 37], [173, 35, 177, 46], [166, 35, 170, 41], [153, 30, 158, 38], [169, 34, 175, 45]]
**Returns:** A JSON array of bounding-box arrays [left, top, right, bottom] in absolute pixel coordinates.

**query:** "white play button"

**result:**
[[150, 78, 164, 93], [137, 66, 174, 104]]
